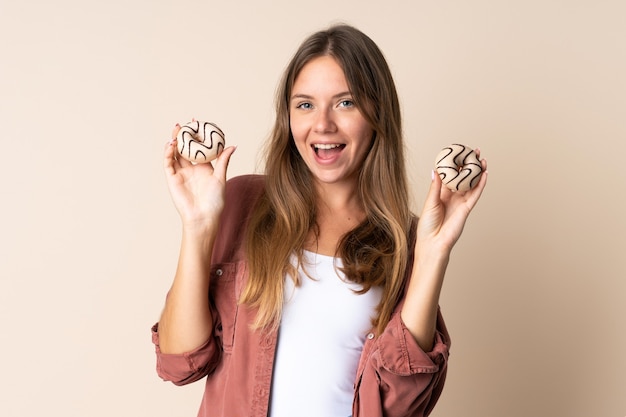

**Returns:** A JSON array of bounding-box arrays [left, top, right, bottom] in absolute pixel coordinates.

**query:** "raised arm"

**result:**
[[157, 124, 236, 354], [401, 152, 488, 351]]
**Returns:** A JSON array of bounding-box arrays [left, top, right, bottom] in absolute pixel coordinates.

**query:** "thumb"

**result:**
[[213, 146, 237, 180], [423, 169, 443, 210]]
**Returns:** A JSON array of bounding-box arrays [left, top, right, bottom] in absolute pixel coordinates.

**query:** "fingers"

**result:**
[[164, 138, 180, 176], [213, 146, 237, 180], [171, 123, 181, 139], [166, 123, 194, 170], [165, 124, 185, 175], [423, 169, 444, 209]]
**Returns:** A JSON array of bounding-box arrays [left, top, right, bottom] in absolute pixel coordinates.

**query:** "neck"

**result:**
[[305, 179, 366, 256], [313, 178, 362, 217]]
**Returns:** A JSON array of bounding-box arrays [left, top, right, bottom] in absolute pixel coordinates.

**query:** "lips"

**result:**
[[313, 143, 346, 161]]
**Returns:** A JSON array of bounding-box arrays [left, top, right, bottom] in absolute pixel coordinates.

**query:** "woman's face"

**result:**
[[289, 55, 374, 189]]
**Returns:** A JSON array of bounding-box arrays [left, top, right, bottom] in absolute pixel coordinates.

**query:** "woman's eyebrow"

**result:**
[[290, 93, 313, 100], [290, 91, 352, 100]]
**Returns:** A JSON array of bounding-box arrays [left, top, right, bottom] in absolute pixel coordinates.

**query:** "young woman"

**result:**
[[152, 24, 487, 417]]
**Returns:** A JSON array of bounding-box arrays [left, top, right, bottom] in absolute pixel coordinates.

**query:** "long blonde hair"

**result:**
[[240, 24, 413, 334]]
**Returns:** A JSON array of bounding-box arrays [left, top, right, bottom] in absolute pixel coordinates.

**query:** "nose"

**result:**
[[313, 108, 336, 134]]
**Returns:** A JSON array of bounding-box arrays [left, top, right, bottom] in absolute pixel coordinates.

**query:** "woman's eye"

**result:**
[[339, 99, 354, 108], [296, 102, 312, 110]]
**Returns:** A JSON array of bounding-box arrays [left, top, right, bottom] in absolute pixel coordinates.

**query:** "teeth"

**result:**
[[313, 144, 342, 150]]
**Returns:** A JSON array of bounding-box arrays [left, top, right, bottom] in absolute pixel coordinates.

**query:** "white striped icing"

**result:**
[[435, 144, 483, 192], [176, 121, 225, 163]]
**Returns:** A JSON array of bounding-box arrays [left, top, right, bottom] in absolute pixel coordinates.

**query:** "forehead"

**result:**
[[292, 56, 348, 93]]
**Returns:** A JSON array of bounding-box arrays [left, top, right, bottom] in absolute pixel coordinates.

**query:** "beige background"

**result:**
[[1, 0, 624, 416]]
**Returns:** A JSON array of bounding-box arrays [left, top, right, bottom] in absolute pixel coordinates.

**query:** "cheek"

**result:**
[[344, 111, 373, 139], [354, 128, 375, 164], [289, 115, 305, 142], [290, 129, 305, 152], [352, 123, 374, 149], [289, 122, 308, 157]]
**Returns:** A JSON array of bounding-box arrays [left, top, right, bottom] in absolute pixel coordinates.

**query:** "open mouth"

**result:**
[[313, 143, 346, 159]]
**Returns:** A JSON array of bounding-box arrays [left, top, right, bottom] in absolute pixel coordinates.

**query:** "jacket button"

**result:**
[[215, 269, 223, 276], [367, 333, 374, 340]]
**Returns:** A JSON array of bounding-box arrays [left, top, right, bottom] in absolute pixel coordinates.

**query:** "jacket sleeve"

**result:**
[[151, 323, 222, 386], [353, 308, 450, 417], [150, 175, 265, 386]]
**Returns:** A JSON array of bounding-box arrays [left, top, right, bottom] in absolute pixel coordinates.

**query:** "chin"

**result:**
[[311, 171, 357, 187]]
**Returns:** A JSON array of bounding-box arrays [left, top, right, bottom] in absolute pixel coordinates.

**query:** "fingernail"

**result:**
[[431, 170, 435, 181]]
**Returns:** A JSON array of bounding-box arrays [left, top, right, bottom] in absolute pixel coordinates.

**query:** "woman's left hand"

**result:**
[[402, 151, 487, 350], [416, 150, 488, 256]]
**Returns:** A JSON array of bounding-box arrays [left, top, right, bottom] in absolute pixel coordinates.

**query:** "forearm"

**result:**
[[158, 224, 217, 354], [400, 248, 450, 352]]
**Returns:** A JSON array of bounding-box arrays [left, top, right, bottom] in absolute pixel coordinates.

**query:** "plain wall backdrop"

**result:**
[[1, 0, 624, 416]]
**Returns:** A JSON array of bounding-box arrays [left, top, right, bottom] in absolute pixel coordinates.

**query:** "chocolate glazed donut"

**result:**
[[435, 144, 483, 192], [176, 121, 225, 163]]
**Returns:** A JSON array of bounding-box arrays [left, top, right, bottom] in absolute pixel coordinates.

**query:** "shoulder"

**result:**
[[213, 175, 266, 262], [226, 174, 266, 194], [226, 174, 266, 188], [223, 174, 267, 219], [225, 174, 266, 201], [223, 174, 266, 209]]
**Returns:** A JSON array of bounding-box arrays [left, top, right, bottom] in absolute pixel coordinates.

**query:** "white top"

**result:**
[[269, 250, 383, 417]]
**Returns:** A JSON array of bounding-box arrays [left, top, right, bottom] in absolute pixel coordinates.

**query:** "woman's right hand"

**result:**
[[164, 123, 236, 230]]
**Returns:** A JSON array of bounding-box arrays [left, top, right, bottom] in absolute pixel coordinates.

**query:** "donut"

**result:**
[[434, 144, 483, 192], [176, 120, 225, 163]]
